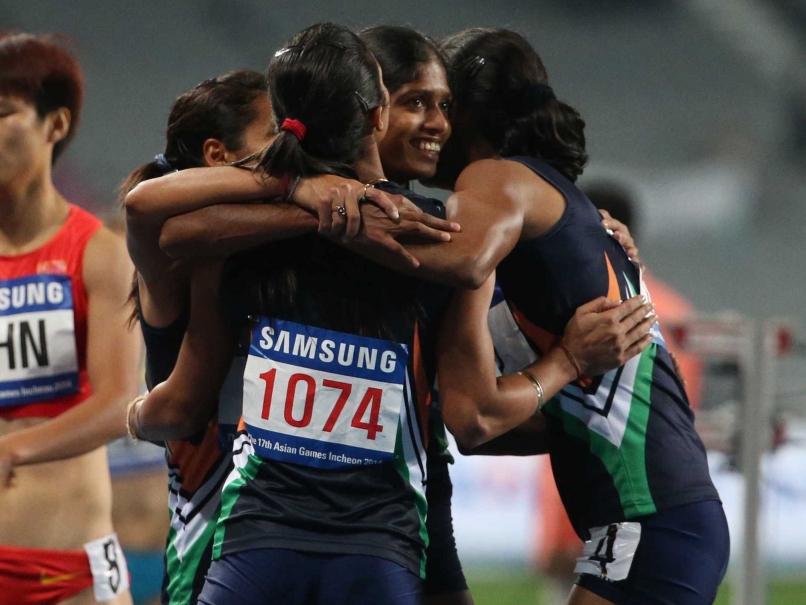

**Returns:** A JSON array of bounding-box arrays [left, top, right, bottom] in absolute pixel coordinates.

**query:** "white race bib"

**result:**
[[84, 533, 130, 602], [0, 275, 79, 407], [242, 317, 408, 469], [574, 522, 642, 581]]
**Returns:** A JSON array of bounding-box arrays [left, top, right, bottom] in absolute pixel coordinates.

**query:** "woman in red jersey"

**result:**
[[0, 33, 141, 605]]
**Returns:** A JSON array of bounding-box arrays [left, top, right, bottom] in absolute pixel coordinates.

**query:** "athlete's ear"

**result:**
[[45, 107, 71, 145], [202, 138, 232, 167], [371, 102, 389, 141]]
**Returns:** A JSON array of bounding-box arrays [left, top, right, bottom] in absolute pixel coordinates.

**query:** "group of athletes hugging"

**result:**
[[0, 22, 730, 605]]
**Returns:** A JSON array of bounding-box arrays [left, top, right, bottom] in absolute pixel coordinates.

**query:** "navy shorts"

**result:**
[[424, 457, 468, 596], [197, 548, 422, 605], [576, 500, 730, 605]]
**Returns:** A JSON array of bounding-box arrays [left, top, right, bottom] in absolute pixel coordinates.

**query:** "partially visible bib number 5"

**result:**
[[243, 317, 408, 469]]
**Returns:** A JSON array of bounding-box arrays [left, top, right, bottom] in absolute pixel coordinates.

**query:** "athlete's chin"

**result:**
[[406, 157, 438, 182]]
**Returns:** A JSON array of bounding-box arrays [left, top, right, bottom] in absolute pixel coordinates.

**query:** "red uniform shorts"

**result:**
[[0, 544, 94, 605]]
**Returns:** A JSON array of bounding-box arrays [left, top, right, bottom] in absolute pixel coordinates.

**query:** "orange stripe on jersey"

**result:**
[[509, 301, 559, 355], [509, 301, 594, 389], [166, 420, 223, 494], [237, 415, 246, 432], [604, 252, 621, 301], [412, 323, 431, 449]]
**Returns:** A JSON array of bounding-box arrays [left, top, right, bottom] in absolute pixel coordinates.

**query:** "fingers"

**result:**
[[620, 300, 656, 332], [625, 311, 657, 343], [599, 209, 612, 221], [317, 189, 336, 234], [576, 296, 621, 315], [401, 221, 452, 242], [363, 188, 400, 220], [624, 245, 640, 261], [379, 236, 420, 269], [324, 185, 363, 239], [343, 188, 361, 238], [418, 212, 461, 233], [623, 333, 654, 360], [607, 295, 646, 321]]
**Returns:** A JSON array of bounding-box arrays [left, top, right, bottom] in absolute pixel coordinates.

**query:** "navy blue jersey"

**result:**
[[213, 182, 451, 578], [490, 156, 719, 539]]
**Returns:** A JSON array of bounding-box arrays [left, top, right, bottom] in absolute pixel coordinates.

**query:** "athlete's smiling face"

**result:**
[[376, 59, 452, 184]]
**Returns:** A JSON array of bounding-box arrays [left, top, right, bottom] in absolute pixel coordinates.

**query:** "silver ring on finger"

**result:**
[[336, 205, 347, 217]]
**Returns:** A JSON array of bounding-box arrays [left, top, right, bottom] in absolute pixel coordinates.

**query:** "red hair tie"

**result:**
[[281, 118, 306, 141]]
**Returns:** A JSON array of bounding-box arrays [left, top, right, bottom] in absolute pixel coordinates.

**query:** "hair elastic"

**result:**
[[153, 153, 175, 174], [281, 118, 307, 141]]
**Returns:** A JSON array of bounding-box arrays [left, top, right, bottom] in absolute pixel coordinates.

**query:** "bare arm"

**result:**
[[0, 228, 142, 472], [159, 203, 320, 259], [438, 275, 657, 450], [340, 160, 537, 289], [125, 167, 281, 292], [130, 259, 235, 441], [125, 166, 282, 230], [458, 415, 550, 457], [158, 177, 456, 261], [438, 274, 578, 449]]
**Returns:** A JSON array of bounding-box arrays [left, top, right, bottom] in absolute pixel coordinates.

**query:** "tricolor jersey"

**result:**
[[140, 312, 243, 605], [213, 182, 450, 578], [489, 156, 718, 539], [0, 204, 100, 418]]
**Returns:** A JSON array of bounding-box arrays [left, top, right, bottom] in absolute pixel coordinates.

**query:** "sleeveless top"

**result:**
[[488, 157, 719, 539], [212, 182, 451, 578], [0, 204, 101, 419]]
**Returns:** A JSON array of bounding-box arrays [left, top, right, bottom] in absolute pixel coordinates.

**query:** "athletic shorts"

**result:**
[[575, 500, 730, 605], [424, 459, 468, 596], [197, 548, 422, 605], [0, 534, 130, 605]]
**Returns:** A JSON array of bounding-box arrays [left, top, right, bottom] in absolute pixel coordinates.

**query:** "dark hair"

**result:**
[[120, 69, 268, 323], [226, 23, 418, 339], [441, 28, 587, 182], [583, 181, 639, 236], [119, 69, 268, 200], [0, 32, 84, 163], [254, 22, 383, 180], [359, 25, 445, 95]]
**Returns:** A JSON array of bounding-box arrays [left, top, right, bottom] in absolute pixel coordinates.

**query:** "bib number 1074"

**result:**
[[259, 369, 384, 440]]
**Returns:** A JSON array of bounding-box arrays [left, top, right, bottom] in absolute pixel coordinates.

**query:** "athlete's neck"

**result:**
[[0, 173, 69, 255], [352, 136, 387, 184]]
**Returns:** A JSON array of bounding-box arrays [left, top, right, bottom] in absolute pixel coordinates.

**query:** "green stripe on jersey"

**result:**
[[393, 421, 429, 579], [163, 503, 221, 605], [545, 345, 658, 518], [212, 453, 261, 560]]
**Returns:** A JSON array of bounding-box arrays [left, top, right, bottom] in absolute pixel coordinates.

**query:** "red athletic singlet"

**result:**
[[0, 204, 101, 419]]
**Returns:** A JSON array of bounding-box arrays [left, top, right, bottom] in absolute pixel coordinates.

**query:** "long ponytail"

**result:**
[[253, 23, 383, 183], [223, 23, 420, 340]]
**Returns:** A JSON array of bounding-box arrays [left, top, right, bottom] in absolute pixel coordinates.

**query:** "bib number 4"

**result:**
[[574, 522, 641, 581]]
